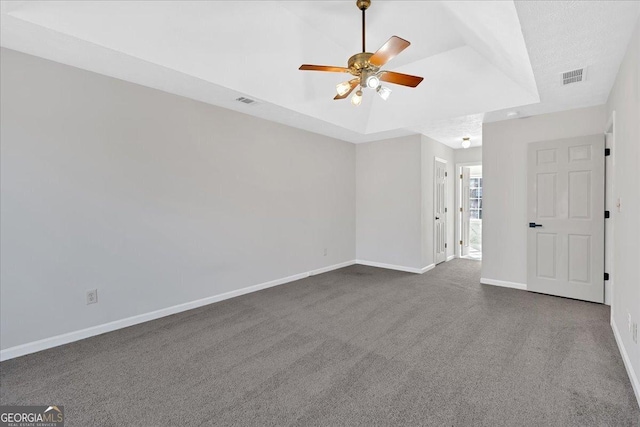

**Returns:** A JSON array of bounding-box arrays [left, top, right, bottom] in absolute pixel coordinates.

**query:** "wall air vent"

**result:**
[[236, 96, 258, 105], [562, 68, 585, 85]]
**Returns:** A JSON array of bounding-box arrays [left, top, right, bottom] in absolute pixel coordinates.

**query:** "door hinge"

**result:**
[[460, 240, 463, 245], [604, 273, 610, 281], [445, 171, 448, 177], [605, 148, 611, 156], [460, 174, 463, 179], [605, 210, 610, 219], [460, 207, 463, 212], [445, 207, 447, 213], [445, 243, 447, 248]]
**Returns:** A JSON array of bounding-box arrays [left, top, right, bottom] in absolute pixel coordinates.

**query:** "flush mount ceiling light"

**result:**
[[461, 137, 471, 149], [299, 0, 424, 106]]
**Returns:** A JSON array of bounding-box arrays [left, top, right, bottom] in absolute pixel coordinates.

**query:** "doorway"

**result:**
[[457, 163, 482, 260]]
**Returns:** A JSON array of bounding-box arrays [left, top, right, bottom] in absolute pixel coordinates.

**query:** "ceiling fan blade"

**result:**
[[369, 36, 410, 67], [299, 64, 350, 73], [380, 71, 423, 88], [334, 79, 360, 100]]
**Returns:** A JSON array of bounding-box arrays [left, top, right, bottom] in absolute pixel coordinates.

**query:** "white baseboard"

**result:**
[[611, 316, 640, 409], [480, 277, 527, 291], [420, 263, 436, 274], [355, 260, 434, 275], [309, 260, 356, 276], [0, 260, 356, 362], [446, 255, 455, 262]]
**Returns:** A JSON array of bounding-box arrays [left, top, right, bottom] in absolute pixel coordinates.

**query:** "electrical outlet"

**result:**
[[86, 289, 98, 305], [323, 248, 327, 256]]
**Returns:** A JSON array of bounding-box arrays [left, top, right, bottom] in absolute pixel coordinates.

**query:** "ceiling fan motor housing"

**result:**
[[348, 52, 378, 77], [298, 0, 423, 101]]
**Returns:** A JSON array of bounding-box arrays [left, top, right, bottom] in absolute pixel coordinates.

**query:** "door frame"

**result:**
[[455, 161, 482, 258], [434, 157, 448, 265], [604, 111, 616, 306]]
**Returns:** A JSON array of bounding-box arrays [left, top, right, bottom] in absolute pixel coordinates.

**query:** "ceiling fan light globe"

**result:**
[[461, 138, 471, 149], [376, 85, 392, 101], [336, 81, 352, 96], [366, 75, 380, 89], [351, 90, 363, 106]]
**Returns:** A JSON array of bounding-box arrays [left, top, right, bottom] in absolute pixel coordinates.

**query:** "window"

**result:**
[[470, 177, 482, 219]]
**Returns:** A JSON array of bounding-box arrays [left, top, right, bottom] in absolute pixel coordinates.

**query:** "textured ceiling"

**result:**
[[411, 114, 484, 150], [1, 1, 638, 148], [484, 0, 640, 122], [419, 0, 640, 148]]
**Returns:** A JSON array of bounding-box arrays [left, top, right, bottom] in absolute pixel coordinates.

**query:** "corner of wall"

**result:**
[[604, 15, 640, 408]]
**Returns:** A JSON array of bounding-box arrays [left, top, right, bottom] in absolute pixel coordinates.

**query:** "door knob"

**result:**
[[529, 223, 542, 228], [436, 216, 440, 220]]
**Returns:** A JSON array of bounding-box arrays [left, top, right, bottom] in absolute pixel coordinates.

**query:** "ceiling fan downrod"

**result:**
[[357, 0, 371, 53], [298, 0, 423, 104]]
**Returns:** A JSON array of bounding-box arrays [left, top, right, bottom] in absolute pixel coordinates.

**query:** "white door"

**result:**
[[527, 134, 605, 303], [435, 158, 447, 265], [460, 167, 471, 257]]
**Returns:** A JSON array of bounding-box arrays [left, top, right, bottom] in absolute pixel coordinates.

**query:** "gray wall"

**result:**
[[454, 147, 482, 164], [606, 17, 640, 393], [355, 135, 455, 270], [0, 48, 356, 350], [355, 136, 423, 269], [481, 105, 607, 286]]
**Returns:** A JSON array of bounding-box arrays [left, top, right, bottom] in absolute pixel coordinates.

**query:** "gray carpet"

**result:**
[[1, 259, 638, 426]]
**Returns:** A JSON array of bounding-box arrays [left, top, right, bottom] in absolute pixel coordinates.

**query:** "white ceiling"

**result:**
[[416, 0, 640, 149], [1, 1, 638, 149], [484, 0, 640, 123]]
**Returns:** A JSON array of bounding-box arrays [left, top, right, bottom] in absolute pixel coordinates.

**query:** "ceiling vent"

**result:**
[[562, 68, 585, 85], [235, 96, 258, 105]]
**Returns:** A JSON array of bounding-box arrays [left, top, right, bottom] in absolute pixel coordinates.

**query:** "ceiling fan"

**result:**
[[299, 0, 423, 106]]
